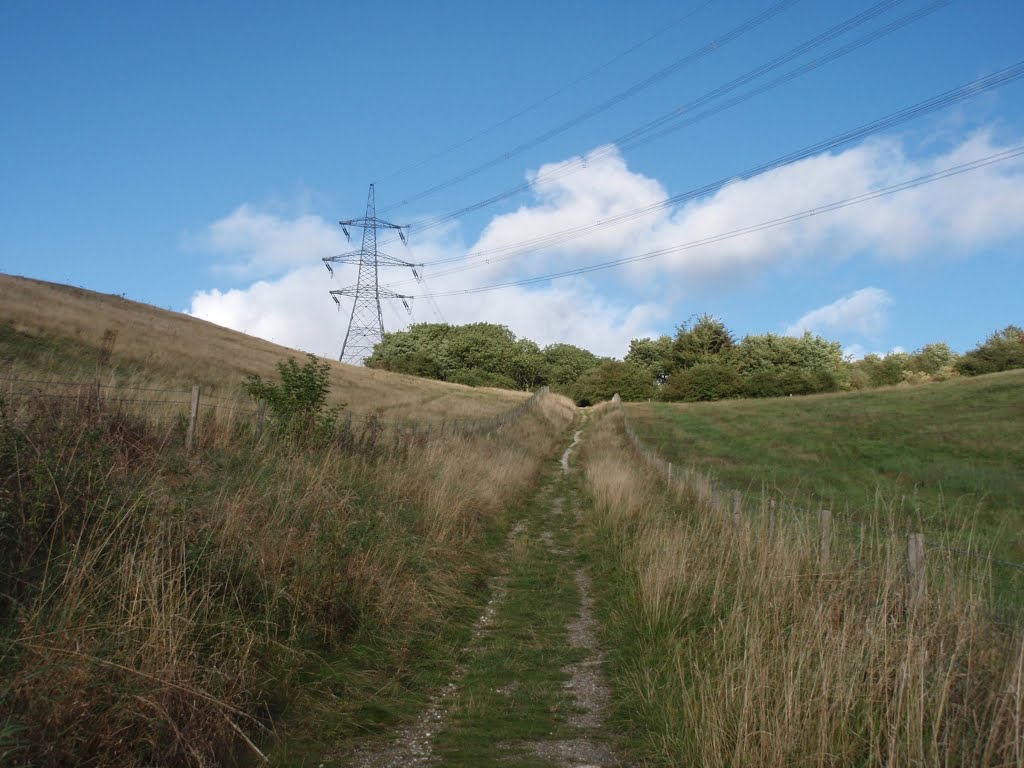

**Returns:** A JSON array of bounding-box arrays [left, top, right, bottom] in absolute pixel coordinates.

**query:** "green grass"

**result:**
[[433, 463, 584, 767], [625, 371, 1024, 563]]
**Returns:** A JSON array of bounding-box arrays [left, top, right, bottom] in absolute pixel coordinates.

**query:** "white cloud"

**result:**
[[785, 287, 893, 338], [189, 264, 663, 359], [192, 204, 347, 277], [186, 127, 1024, 361]]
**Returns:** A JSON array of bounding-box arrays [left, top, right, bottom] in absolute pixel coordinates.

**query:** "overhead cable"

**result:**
[[409, 144, 1024, 297]]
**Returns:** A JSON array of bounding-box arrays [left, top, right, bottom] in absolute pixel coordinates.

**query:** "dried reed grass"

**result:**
[[0, 383, 575, 765], [580, 403, 1023, 766]]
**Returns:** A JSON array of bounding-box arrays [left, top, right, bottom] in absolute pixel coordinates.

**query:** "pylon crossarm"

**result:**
[[339, 217, 407, 231], [331, 287, 412, 300], [324, 252, 422, 269]]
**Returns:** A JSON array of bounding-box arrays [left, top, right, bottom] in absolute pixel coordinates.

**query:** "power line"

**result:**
[[380, 0, 717, 182], [380, 0, 802, 214], [383, 58, 1024, 287], [409, 144, 1024, 297], [383, 0, 946, 249]]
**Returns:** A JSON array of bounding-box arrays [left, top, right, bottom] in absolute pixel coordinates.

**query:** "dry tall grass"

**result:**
[[0, 383, 575, 765], [0, 273, 527, 419], [580, 403, 1024, 766]]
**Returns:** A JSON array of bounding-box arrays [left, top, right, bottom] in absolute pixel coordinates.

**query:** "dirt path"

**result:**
[[331, 425, 626, 767]]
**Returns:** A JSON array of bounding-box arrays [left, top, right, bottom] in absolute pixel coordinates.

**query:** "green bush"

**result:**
[[243, 354, 344, 439], [956, 325, 1024, 376], [663, 363, 742, 402], [572, 360, 654, 405], [447, 367, 518, 390]]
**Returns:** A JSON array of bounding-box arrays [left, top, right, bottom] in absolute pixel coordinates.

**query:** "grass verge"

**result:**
[[625, 370, 1024, 565], [0, 382, 575, 766], [579, 402, 1024, 766]]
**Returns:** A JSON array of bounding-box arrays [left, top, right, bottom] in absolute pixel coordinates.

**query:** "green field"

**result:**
[[625, 370, 1024, 563]]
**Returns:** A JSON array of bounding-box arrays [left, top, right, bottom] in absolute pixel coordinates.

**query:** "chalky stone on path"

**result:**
[[335, 424, 628, 767]]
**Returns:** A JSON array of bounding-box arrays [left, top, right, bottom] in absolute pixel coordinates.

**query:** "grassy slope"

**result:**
[[625, 371, 1024, 561], [579, 404, 1024, 766], [0, 273, 576, 765], [0, 273, 526, 419]]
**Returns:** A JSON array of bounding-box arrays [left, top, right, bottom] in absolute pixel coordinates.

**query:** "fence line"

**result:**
[[610, 394, 1024, 586], [2, 374, 552, 450]]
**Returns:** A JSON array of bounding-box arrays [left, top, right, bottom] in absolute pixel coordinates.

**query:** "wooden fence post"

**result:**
[[186, 385, 200, 452], [907, 532, 926, 610], [667, 462, 672, 483], [732, 491, 743, 530], [255, 399, 267, 439], [819, 509, 832, 572]]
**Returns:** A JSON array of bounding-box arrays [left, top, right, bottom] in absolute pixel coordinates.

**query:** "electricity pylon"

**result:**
[[323, 184, 423, 364]]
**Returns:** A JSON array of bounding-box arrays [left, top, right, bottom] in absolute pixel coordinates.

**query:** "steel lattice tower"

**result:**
[[323, 184, 422, 364]]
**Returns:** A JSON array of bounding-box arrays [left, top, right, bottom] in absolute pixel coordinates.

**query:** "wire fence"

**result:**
[[0, 374, 553, 448], [611, 394, 1024, 584]]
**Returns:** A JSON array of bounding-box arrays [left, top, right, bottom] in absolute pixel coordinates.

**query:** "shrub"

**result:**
[[447, 367, 518, 390], [572, 360, 654, 404], [243, 354, 344, 439], [956, 325, 1024, 376], [662, 363, 742, 402]]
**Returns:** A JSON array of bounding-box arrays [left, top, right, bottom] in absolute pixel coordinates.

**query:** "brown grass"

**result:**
[[0, 374, 576, 765], [0, 273, 527, 419], [580, 403, 1024, 766]]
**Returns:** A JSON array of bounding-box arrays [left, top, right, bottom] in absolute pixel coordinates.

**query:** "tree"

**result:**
[[624, 336, 674, 384], [673, 314, 736, 369], [909, 342, 957, 375], [957, 325, 1024, 376], [571, 360, 654, 405], [365, 322, 546, 390], [662, 362, 742, 401], [243, 354, 344, 438], [541, 343, 600, 391]]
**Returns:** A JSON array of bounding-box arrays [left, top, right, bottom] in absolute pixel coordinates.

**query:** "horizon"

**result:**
[[2, 1, 1022, 360]]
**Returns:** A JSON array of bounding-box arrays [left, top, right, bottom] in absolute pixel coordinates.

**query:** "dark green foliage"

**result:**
[[854, 352, 912, 387], [572, 360, 654, 405], [447, 367, 518, 390], [541, 343, 600, 391], [673, 314, 736, 369], [624, 336, 674, 384], [662, 362, 742, 401], [957, 325, 1024, 376], [909, 342, 957, 374], [366, 322, 546, 391], [364, 313, 1022, 404], [243, 353, 343, 438]]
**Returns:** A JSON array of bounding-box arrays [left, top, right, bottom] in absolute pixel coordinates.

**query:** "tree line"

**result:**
[[365, 319, 1024, 404]]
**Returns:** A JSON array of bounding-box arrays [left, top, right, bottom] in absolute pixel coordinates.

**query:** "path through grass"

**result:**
[[332, 427, 628, 767]]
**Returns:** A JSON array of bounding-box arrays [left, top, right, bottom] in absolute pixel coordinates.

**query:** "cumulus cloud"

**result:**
[[188, 260, 664, 359], [193, 205, 347, 277], [785, 287, 893, 338], [187, 127, 1024, 360]]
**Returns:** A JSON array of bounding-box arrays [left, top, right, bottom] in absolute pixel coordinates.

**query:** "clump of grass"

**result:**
[[0, 383, 575, 765], [580, 403, 1024, 766]]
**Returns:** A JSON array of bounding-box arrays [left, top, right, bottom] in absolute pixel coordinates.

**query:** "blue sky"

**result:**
[[2, 0, 1022, 360]]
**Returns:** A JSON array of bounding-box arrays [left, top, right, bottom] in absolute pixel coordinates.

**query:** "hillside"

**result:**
[[0, 272, 577, 765], [0, 273, 527, 419], [626, 371, 1024, 563]]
